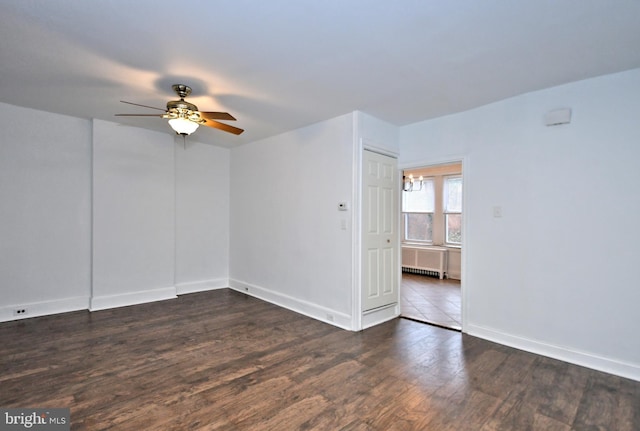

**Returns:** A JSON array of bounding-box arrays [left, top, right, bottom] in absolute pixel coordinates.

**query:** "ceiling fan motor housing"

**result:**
[[166, 99, 198, 112], [172, 84, 192, 98], [167, 84, 198, 111]]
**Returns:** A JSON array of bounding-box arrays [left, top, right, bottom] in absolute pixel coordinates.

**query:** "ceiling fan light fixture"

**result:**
[[117, 84, 244, 136], [168, 117, 199, 135]]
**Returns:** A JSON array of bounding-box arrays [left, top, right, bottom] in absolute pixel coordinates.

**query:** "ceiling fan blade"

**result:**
[[115, 114, 164, 117], [202, 119, 244, 135], [199, 111, 237, 121], [120, 100, 167, 111]]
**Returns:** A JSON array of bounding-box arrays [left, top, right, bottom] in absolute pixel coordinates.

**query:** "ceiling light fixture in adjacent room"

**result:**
[[403, 174, 424, 192]]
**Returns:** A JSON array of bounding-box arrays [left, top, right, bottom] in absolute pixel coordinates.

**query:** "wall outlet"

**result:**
[[13, 308, 28, 316]]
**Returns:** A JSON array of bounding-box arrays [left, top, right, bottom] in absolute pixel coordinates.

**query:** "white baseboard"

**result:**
[[176, 278, 228, 295], [467, 323, 640, 382], [362, 303, 400, 329], [0, 296, 90, 323], [0, 280, 226, 322], [90, 286, 177, 311], [229, 278, 352, 330]]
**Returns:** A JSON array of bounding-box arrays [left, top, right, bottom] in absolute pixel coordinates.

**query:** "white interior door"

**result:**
[[362, 150, 398, 312]]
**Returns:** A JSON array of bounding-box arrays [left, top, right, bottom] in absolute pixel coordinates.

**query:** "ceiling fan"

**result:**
[[116, 84, 244, 136]]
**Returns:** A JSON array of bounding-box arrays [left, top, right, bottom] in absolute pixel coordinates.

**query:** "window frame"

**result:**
[[401, 176, 436, 244], [402, 212, 434, 244], [401, 168, 463, 247], [443, 175, 463, 246]]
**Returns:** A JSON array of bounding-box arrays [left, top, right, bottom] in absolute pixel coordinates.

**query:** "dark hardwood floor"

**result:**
[[1, 289, 638, 430]]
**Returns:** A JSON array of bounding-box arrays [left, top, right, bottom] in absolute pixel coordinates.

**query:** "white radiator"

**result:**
[[402, 245, 448, 279]]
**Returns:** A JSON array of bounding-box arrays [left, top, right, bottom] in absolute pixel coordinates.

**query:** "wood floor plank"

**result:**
[[572, 371, 640, 431], [1, 288, 639, 430]]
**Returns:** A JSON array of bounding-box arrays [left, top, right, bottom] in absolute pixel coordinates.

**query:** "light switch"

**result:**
[[493, 206, 503, 218]]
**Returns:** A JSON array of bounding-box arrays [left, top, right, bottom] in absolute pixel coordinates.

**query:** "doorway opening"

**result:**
[[399, 162, 462, 331]]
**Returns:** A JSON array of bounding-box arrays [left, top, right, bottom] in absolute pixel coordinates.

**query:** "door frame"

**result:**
[[351, 139, 401, 331], [361, 149, 400, 312], [398, 155, 469, 333]]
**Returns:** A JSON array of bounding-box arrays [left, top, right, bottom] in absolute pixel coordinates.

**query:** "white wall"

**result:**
[[175, 141, 230, 294], [91, 120, 176, 310], [356, 111, 399, 155], [399, 68, 640, 380], [0, 102, 92, 321], [229, 113, 355, 328], [0, 107, 231, 319]]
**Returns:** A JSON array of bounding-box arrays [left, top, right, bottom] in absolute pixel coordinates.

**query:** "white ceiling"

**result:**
[[1, 1, 640, 147]]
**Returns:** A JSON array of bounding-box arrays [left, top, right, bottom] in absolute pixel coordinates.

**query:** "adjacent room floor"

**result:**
[[401, 272, 462, 330]]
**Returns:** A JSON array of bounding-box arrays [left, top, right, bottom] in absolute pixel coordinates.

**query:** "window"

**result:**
[[444, 176, 462, 245], [401, 166, 463, 246], [402, 178, 434, 242]]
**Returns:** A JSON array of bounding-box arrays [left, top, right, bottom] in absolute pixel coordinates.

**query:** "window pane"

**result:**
[[405, 213, 433, 242], [402, 178, 435, 213], [444, 177, 462, 213], [446, 214, 462, 244]]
